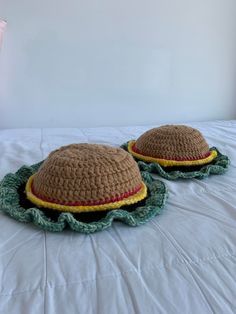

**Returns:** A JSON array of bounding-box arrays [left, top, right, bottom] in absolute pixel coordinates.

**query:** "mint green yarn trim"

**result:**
[[0, 162, 168, 233], [121, 143, 230, 180]]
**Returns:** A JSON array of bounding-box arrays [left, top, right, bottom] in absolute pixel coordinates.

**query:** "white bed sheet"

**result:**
[[0, 120, 236, 314]]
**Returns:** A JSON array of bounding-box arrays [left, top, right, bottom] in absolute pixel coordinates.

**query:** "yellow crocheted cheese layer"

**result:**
[[128, 140, 218, 167], [26, 175, 147, 213]]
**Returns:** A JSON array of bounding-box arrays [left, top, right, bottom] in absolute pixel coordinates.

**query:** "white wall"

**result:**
[[0, 0, 236, 128]]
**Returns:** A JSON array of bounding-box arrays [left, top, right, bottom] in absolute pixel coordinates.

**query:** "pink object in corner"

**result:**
[[0, 20, 7, 48]]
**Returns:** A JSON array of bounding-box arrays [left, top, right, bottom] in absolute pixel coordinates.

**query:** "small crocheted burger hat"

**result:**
[[0, 144, 168, 233], [122, 125, 230, 180]]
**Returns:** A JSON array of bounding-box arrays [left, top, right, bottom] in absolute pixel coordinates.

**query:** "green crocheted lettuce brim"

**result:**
[[121, 143, 230, 180], [0, 162, 168, 233]]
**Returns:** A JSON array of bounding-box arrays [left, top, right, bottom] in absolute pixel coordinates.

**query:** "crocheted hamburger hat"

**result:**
[[0, 144, 168, 233], [26, 143, 147, 212], [122, 125, 230, 179]]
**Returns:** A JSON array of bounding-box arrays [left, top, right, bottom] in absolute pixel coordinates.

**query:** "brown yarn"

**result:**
[[32, 144, 143, 204], [135, 125, 210, 160]]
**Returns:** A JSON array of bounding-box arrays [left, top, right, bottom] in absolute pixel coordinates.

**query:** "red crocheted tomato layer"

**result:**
[[31, 183, 143, 206], [132, 143, 211, 161]]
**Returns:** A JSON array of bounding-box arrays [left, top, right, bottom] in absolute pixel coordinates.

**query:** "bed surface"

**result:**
[[0, 120, 236, 314]]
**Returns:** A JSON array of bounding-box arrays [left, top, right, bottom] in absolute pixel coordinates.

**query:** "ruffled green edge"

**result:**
[[121, 143, 230, 180], [0, 162, 168, 233]]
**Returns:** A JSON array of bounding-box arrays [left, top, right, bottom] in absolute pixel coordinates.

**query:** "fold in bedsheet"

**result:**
[[0, 120, 236, 314]]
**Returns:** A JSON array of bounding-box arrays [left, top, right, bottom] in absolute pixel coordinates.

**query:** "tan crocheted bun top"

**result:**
[[28, 143, 145, 210], [135, 125, 210, 160]]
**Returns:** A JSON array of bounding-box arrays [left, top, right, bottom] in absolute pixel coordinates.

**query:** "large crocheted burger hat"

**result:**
[[122, 125, 230, 180], [0, 144, 167, 233]]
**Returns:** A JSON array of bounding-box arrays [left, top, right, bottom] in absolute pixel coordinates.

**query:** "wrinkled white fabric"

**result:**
[[0, 120, 236, 314]]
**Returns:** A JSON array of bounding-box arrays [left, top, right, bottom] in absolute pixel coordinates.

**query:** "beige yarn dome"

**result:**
[[128, 125, 218, 167], [26, 144, 147, 212], [136, 125, 209, 160]]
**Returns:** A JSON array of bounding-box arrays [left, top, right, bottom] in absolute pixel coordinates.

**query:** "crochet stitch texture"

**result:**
[[128, 141, 217, 167], [127, 125, 220, 167], [122, 142, 230, 180], [0, 163, 168, 233], [135, 125, 211, 161], [26, 144, 147, 212]]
